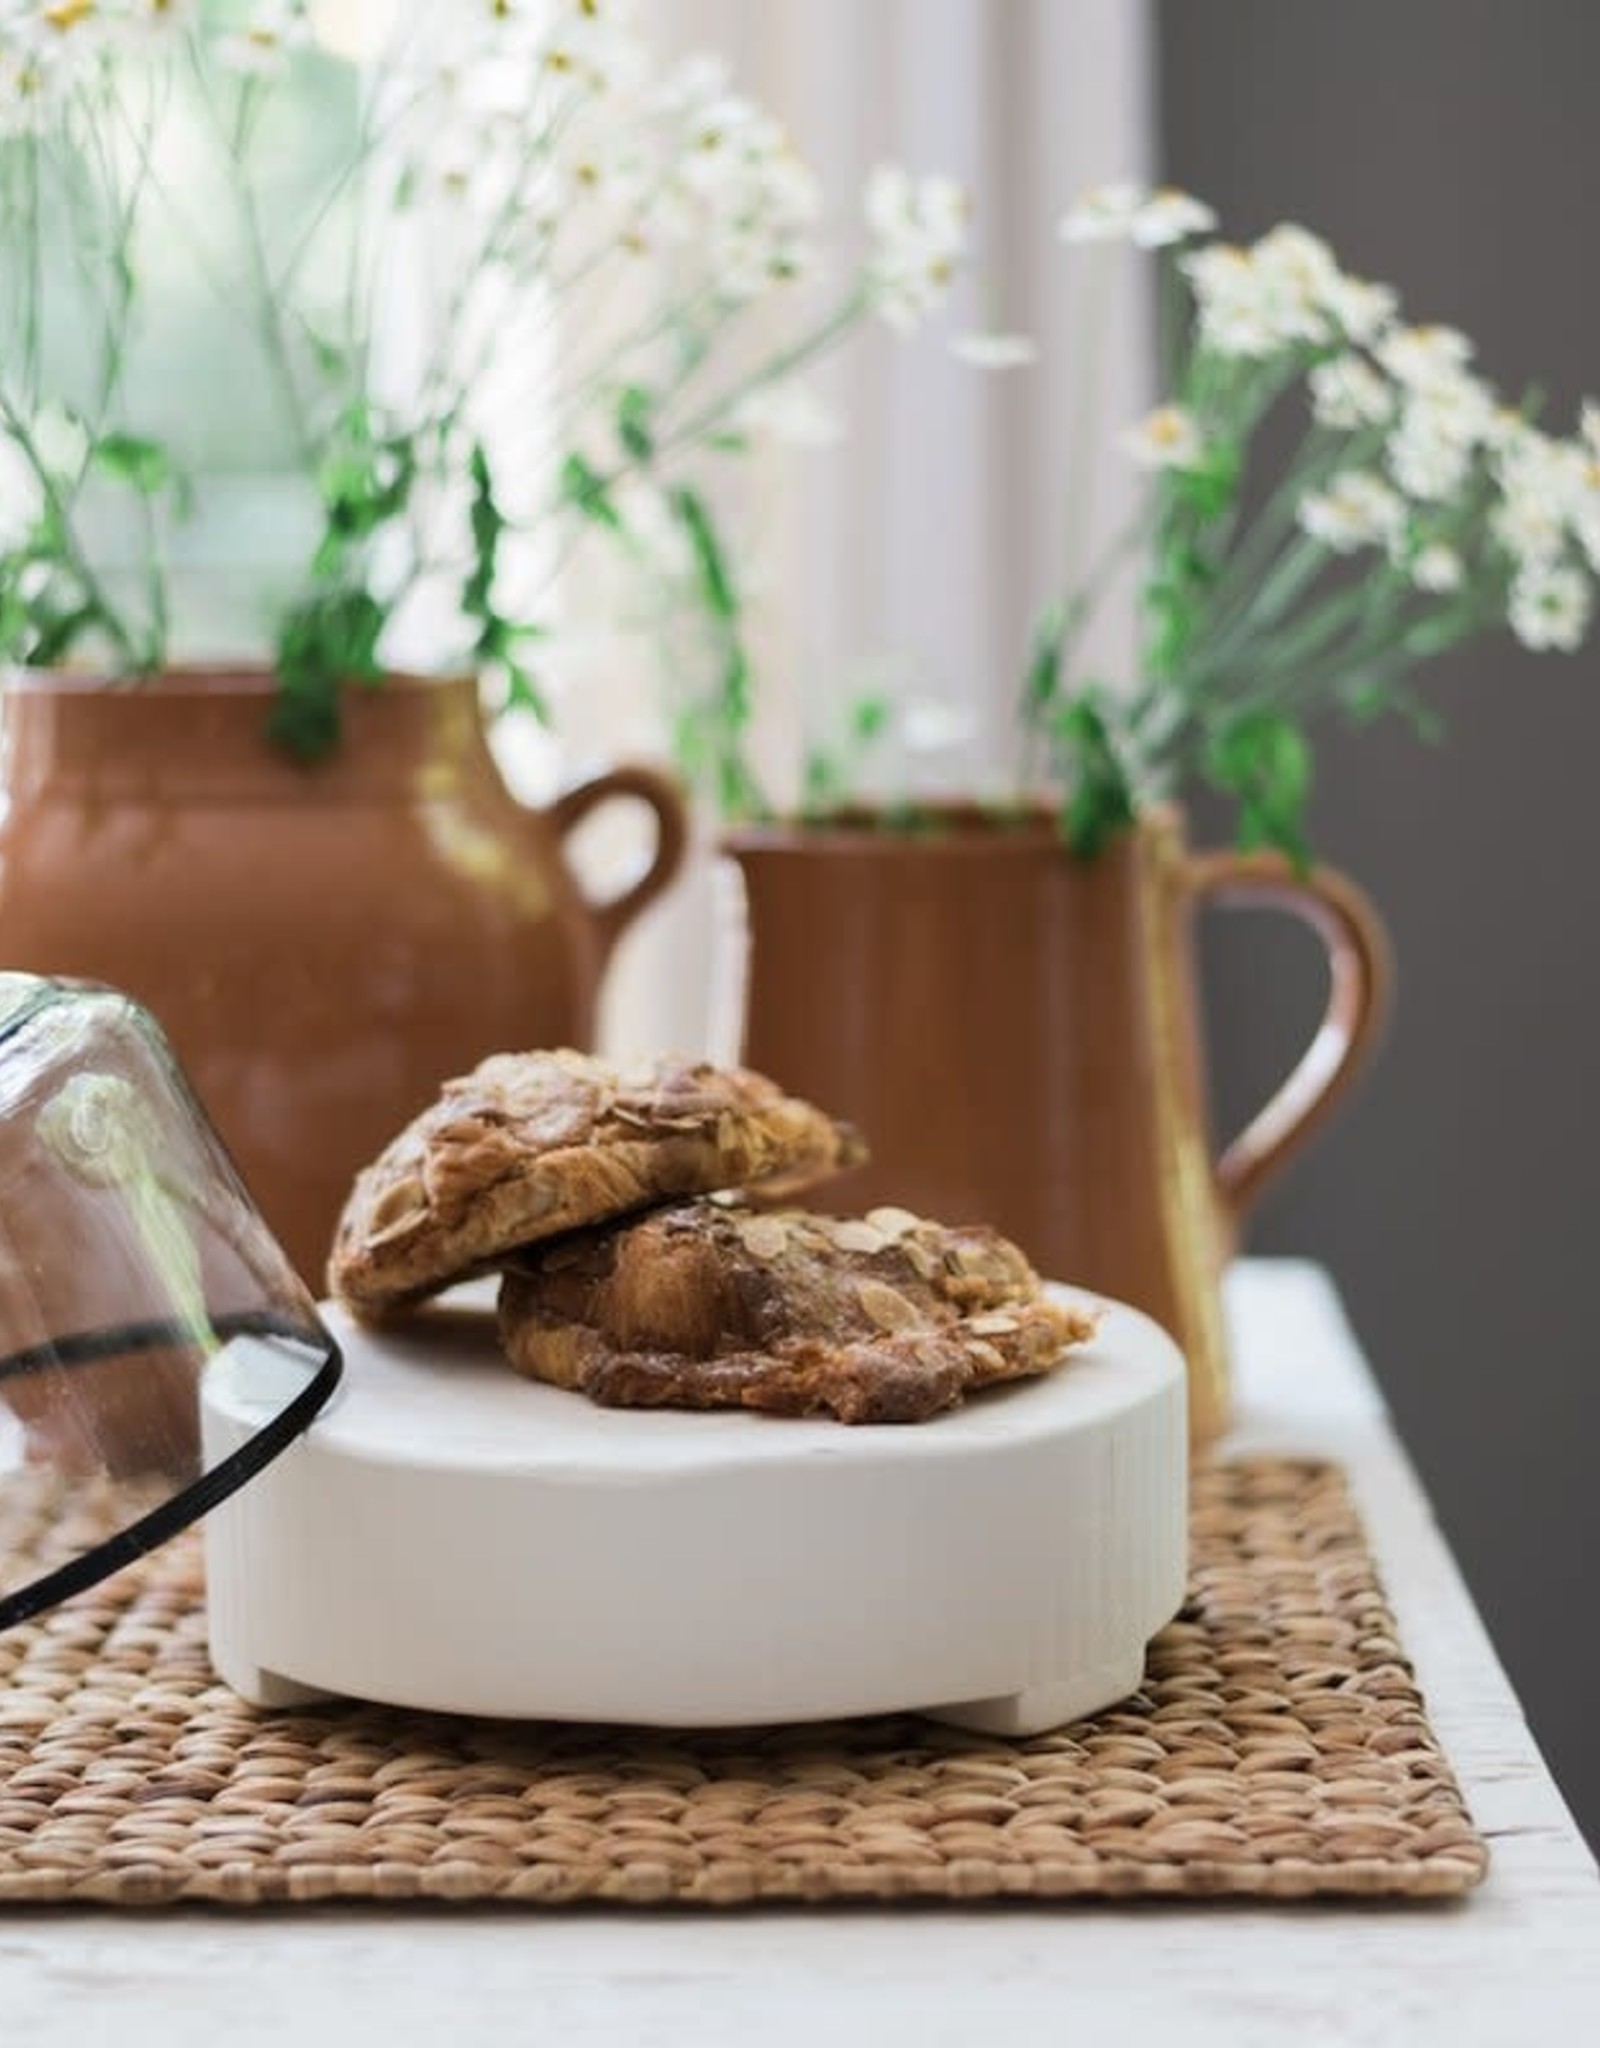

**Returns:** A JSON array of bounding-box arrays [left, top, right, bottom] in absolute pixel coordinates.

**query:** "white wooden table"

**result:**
[[7, 1262, 1598, 2046]]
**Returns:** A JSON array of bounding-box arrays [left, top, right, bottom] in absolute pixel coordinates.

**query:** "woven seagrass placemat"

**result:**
[[0, 1456, 1486, 1908]]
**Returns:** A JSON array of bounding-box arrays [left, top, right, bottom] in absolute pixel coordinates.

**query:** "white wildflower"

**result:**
[[1123, 404, 1204, 471], [0, 0, 116, 124], [1059, 181, 1216, 249], [1509, 561, 1592, 651], [1181, 244, 1276, 358], [1308, 354, 1394, 431], [1491, 422, 1575, 569], [552, 116, 654, 218], [662, 95, 823, 296], [1058, 180, 1146, 243], [732, 382, 845, 448], [1254, 223, 1340, 309], [1183, 239, 1327, 357], [1377, 324, 1475, 391], [1132, 186, 1217, 247], [213, 0, 312, 77], [1582, 400, 1600, 461], [1322, 273, 1397, 348], [1384, 371, 1494, 502], [1299, 469, 1406, 552], [1387, 411, 1471, 502], [1565, 450, 1600, 575], [1494, 491, 1568, 572], [535, 7, 647, 98], [866, 165, 969, 331], [1409, 542, 1463, 593], [949, 331, 1037, 370]]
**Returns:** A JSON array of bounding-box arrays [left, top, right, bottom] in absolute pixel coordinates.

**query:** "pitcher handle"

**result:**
[[1184, 847, 1392, 1223], [549, 765, 690, 967]]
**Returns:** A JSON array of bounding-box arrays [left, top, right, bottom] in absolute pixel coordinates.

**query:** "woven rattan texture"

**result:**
[[0, 1457, 1486, 1907]]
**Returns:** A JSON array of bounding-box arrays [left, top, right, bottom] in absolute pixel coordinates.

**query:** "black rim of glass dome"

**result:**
[[0, 1311, 343, 1632]]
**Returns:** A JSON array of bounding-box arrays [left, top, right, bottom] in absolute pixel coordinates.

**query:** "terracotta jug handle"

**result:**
[[1184, 847, 1392, 1223], [547, 764, 689, 965]]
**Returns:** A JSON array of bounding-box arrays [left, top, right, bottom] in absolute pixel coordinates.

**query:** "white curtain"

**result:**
[[578, 0, 1158, 1057]]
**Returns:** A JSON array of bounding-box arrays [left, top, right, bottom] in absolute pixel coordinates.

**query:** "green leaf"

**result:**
[[500, 655, 550, 725], [1024, 600, 1066, 720], [463, 442, 505, 623], [1203, 710, 1313, 867], [851, 694, 890, 742], [617, 384, 654, 463], [672, 486, 738, 622], [1051, 692, 1137, 859], [560, 453, 623, 531], [802, 749, 843, 813], [271, 587, 387, 761], [93, 434, 171, 496]]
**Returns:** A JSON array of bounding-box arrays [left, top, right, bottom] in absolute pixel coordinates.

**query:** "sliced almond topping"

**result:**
[[966, 1312, 1020, 1337], [865, 1205, 921, 1241], [736, 1215, 790, 1261], [856, 1279, 923, 1332], [831, 1219, 887, 1256], [901, 1237, 941, 1281]]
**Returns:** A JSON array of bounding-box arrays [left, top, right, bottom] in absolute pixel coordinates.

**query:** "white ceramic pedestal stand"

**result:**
[[202, 1285, 1187, 1736]]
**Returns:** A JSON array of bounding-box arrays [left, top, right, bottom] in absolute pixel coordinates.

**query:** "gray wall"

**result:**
[[1157, 0, 1600, 1846]]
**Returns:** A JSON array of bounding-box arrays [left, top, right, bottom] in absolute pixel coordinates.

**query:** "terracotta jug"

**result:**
[[0, 669, 687, 1284], [725, 806, 1389, 1442]]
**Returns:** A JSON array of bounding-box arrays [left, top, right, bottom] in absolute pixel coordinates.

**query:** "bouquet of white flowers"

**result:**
[[1023, 181, 1600, 857], [0, 0, 966, 770]]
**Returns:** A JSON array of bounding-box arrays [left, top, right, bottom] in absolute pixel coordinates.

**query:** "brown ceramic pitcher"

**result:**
[[0, 669, 687, 1283], [725, 806, 1390, 1442]]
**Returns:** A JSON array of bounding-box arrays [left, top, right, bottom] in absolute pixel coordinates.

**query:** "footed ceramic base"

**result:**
[[202, 1283, 1187, 1733]]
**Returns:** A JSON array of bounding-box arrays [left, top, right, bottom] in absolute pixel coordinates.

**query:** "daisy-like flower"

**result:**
[[1122, 403, 1204, 471], [1384, 369, 1494, 501], [1509, 560, 1592, 651], [950, 331, 1037, 370], [1131, 186, 1217, 247], [1058, 180, 1216, 249], [1562, 439, 1600, 575], [1183, 237, 1332, 357], [1298, 468, 1406, 552], [660, 92, 822, 294], [1408, 541, 1464, 593], [1181, 244, 1279, 358], [1308, 353, 1394, 431], [0, 0, 117, 125], [1058, 180, 1146, 242], [1322, 273, 1397, 348], [535, 5, 646, 98], [1253, 222, 1341, 310], [1377, 324, 1475, 391], [213, 0, 312, 77], [866, 165, 970, 332], [1491, 422, 1575, 570]]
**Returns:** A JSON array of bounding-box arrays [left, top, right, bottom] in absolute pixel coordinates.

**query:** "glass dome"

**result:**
[[0, 974, 341, 1630]]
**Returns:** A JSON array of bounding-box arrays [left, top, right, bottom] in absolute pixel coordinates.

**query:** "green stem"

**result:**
[[1, 405, 141, 667]]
